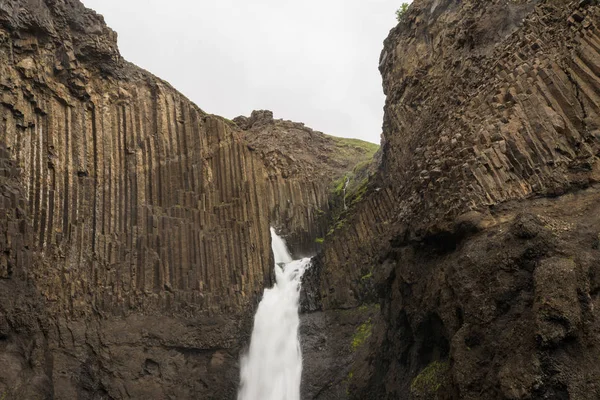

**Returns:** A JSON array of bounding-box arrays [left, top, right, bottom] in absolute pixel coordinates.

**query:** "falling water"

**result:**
[[237, 228, 311, 400], [342, 176, 350, 211]]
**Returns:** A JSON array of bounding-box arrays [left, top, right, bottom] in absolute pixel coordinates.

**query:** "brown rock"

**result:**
[[534, 257, 581, 347], [307, 0, 600, 398], [16, 57, 36, 78], [235, 110, 379, 257]]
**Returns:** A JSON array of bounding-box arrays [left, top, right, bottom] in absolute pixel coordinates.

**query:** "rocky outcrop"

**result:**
[[0, 0, 278, 316], [234, 110, 378, 258], [305, 0, 600, 398]]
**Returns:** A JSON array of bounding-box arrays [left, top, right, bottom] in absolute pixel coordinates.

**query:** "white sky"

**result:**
[[80, 0, 402, 144]]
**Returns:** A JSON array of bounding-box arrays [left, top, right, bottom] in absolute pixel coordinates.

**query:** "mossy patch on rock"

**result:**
[[351, 318, 372, 351], [410, 360, 449, 398], [360, 271, 373, 281]]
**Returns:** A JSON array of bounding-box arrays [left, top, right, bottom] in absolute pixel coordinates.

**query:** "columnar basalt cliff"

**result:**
[[234, 110, 379, 258], [304, 0, 600, 399], [0, 142, 52, 399], [0, 0, 281, 398]]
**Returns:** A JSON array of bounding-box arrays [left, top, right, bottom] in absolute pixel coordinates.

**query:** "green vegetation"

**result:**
[[361, 271, 373, 281], [396, 3, 410, 21], [354, 303, 379, 313], [333, 176, 348, 197], [320, 136, 379, 239], [326, 135, 379, 162], [326, 149, 377, 236], [315, 237, 324, 244], [350, 177, 369, 206], [351, 319, 373, 351], [327, 217, 347, 236], [410, 361, 449, 397], [345, 370, 355, 396]]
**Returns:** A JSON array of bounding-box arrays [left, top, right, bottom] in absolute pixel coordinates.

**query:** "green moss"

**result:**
[[350, 177, 369, 206], [351, 319, 372, 351], [352, 159, 372, 174], [333, 176, 348, 196], [327, 217, 348, 236], [322, 136, 379, 239], [315, 237, 324, 244], [410, 361, 449, 397], [361, 271, 373, 281], [345, 370, 355, 396]]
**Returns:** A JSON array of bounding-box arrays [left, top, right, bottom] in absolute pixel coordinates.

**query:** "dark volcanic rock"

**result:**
[[0, 0, 275, 398], [235, 110, 379, 258], [304, 0, 600, 399], [0, 142, 52, 400]]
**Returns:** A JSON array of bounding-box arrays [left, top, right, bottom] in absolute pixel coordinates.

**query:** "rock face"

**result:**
[[304, 0, 600, 398], [0, 0, 276, 316], [0, 142, 52, 400], [234, 110, 378, 258], [0, 1, 281, 398]]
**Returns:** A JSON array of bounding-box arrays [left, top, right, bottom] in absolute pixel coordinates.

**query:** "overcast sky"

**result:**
[[80, 0, 402, 144]]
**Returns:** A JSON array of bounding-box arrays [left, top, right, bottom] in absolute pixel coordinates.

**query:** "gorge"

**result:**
[[1, 0, 600, 399]]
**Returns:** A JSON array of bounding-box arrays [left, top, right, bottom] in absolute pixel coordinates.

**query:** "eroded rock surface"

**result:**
[[305, 0, 600, 398], [234, 110, 378, 258], [0, 0, 273, 398]]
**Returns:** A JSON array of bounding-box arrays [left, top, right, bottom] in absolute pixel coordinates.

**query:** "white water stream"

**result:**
[[237, 228, 311, 400]]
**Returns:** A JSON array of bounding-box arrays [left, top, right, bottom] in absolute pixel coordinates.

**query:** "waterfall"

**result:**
[[237, 228, 311, 400], [343, 176, 350, 210], [270, 227, 293, 265]]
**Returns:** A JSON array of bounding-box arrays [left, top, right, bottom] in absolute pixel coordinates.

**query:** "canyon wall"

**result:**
[[1, 0, 276, 317], [234, 110, 378, 258], [0, 0, 275, 398], [305, 0, 600, 398], [318, 0, 600, 310]]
